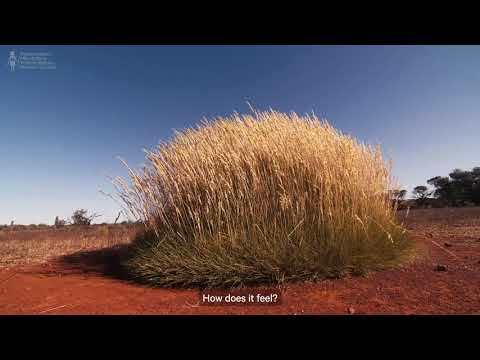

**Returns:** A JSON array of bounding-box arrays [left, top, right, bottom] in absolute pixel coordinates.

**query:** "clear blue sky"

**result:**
[[1, 45, 479, 224]]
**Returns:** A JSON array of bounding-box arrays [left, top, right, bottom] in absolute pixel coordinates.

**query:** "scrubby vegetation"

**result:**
[[71, 209, 102, 225], [427, 168, 480, 206], [114, 110, 414, 287], [395, 167, 480, 209]]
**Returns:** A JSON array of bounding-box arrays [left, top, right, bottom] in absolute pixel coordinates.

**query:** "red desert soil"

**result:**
[[1, 208, 479, 315]]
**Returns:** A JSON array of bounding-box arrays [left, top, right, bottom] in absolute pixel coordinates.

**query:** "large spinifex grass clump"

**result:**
[[115, 110, 413, 287]]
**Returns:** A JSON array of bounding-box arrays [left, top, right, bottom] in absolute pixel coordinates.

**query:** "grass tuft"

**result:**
[[115, 110, 414, 287]]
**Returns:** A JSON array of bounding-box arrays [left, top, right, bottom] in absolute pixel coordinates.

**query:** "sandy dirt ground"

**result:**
[[1, 208, 479, 314]]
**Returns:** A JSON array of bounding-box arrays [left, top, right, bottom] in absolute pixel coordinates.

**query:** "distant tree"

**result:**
[[412, 186, 432, 207], [54, 216, 66, 228], [427, 176, 454, 205], [449, 169, 474, 205], [472, 167, 480, 205], [427, 166, 480, 206], [391, 189, 407, 202], [388, 189, 407, 209], [71, 209, 102, 225]]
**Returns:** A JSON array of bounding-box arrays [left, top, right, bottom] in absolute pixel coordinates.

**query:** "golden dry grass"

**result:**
[[113, 110, 414, 287], [0, 225, 139, 268]]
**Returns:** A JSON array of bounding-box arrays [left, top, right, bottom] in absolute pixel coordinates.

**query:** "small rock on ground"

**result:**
[[434, 265, 447, 272]]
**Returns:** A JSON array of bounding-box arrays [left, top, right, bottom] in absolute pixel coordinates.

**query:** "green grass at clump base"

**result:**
[[123, 225, 413, 288]]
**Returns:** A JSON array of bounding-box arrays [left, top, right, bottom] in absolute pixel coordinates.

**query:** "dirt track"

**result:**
[[1, 208, 479, 314]]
